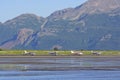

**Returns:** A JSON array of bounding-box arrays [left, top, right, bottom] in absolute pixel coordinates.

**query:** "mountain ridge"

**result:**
[[0, 0, 120, 50], [48, 0, 120, 20]]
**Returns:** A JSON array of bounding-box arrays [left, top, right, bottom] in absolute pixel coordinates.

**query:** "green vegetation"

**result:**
[[0, 50, 119, 56]]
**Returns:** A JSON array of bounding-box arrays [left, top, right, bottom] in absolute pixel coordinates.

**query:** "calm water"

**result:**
[[0, 57, 120, 80]]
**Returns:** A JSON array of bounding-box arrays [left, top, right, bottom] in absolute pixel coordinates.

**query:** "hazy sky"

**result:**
[[0, 0, 87, 22]]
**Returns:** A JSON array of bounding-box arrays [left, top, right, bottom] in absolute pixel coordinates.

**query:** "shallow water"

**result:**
[[0, 57, 120, 80]]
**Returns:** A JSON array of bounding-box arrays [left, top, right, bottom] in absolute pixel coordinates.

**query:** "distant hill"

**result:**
[[0, 0, 120, 50]]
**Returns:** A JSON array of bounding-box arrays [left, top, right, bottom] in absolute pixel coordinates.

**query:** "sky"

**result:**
[[0, 0, 87, 22]]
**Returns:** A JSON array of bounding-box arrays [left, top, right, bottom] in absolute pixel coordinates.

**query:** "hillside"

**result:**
[[0, 0, 120, 50]]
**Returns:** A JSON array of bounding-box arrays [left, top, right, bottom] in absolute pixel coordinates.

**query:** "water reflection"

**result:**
[[0, 57, 120, 71], [0, 57, 120, 80]]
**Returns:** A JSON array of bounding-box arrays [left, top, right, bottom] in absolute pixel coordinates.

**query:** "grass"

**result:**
[[0, 50, 120, 56]]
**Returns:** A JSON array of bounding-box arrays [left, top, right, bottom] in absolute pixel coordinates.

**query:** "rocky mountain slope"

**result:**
[[0, 0, 120, 50], [48, 0, 120, 20]]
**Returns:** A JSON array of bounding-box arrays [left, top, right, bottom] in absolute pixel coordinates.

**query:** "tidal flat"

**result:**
[[0, 57, 120, 80]]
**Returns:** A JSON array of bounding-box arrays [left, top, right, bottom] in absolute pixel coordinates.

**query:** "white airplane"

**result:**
[[71, 50, 83, 55]]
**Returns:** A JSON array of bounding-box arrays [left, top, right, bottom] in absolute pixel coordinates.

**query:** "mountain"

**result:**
[[0, 14, 45, 49], [48, 0, 120, 20], [4, 14, 45, 30], [0, 0, 120, 50]]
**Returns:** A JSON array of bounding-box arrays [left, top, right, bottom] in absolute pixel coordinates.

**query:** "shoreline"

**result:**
[[0, 55, 120, 58], [0, 50, 120, 58]]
